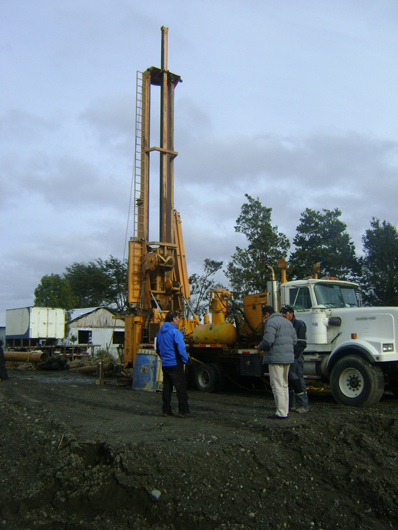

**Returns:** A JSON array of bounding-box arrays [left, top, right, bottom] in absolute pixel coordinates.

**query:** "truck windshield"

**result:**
[[314, 283, 359, 308]]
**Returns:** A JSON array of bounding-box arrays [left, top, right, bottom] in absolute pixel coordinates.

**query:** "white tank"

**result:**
[[306, 307, 328, 345]]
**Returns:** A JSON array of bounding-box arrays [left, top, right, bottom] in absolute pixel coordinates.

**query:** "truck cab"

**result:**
[[279, 278, 398, 406]]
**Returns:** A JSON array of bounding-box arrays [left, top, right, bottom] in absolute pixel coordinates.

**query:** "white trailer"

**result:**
[[6, 307, 65, 340]]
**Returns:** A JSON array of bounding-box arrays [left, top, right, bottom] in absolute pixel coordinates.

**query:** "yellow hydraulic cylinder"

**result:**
[[124, 314, 144, 367], [128, 240, 144, 305], [193, 323, 237, 346]]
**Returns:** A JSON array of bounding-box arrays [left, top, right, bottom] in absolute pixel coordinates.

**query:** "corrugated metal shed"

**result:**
[[67, 307, 125, 360]]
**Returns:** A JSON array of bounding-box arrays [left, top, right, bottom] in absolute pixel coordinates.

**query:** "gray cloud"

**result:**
[[0, 110, 59, 142], [174, 128, 398, 259], [80, 93, 135, 151], [1, 152, 127, 211]]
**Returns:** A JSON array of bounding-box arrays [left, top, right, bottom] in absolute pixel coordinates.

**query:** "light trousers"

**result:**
[[269, 364, 290, 417]]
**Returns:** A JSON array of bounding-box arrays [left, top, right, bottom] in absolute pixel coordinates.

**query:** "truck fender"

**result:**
[[326, 340, 378, 376]]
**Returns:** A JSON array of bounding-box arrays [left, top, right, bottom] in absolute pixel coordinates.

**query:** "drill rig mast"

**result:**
[[124, 27, 193, 367]]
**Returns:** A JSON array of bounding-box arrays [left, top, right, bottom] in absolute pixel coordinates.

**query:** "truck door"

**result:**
[[288, 287, 312, 310]]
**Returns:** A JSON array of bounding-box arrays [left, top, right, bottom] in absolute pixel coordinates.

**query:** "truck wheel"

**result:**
[[330, 355, 384, 407], [211, 363, 226, 392], [195, 363, 218, 393]]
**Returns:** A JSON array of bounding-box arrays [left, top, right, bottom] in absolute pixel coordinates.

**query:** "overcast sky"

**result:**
[[1, 0, 398, 314]]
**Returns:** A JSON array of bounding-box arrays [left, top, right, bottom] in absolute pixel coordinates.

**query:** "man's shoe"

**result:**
[[162, 411, 174, 417], [178, 412, 194, 418], [267, 414, 288, 419], [296, 408, 309, 414]]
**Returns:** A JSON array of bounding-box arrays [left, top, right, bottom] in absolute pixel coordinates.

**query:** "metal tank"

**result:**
[[193, 323, 238, 346]]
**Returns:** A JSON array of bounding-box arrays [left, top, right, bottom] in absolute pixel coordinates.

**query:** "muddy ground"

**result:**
[[1, 365, 398, 530]]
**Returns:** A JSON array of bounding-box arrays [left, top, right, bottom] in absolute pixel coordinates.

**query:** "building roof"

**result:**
[[69, 307, 101, 321], [69, 307, 124, 329]]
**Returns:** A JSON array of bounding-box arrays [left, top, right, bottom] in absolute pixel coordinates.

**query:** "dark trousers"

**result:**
[[162, 364, 189, 414], [0, 351, 8, 381], [288, 358, 309, 409], [0, 365, 8, 381]]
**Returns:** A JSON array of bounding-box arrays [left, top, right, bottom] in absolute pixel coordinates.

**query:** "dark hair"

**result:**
[[261, 305, 275, 316], [280, 305, 294, 315], [165, 311, 179, 322]]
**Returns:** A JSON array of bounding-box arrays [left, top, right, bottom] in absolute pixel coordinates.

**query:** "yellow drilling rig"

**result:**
[[124, 27, 199, 369]]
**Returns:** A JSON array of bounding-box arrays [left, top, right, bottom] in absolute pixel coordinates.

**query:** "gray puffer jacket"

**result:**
[[258, 312, 296, 365]]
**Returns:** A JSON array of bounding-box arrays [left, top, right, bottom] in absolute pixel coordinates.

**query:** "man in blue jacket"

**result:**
[[156, 311, 191, 418], [256, 305, 296, 419]]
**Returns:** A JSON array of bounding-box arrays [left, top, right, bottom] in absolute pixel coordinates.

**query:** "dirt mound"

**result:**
[[1, 370, 397, 529]]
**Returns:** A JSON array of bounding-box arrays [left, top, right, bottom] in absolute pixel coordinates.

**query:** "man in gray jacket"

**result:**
[[256, 305, 296, 419]]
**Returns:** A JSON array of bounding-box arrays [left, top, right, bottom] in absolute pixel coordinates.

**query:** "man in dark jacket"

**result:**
[[281, 305, 309, 413], [156, 311, 191, 418], [256, 306, 296, 419]]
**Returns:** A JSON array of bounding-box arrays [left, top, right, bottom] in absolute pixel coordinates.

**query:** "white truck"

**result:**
[[278, 277, 397, 407], [187, 277, 398, 407]]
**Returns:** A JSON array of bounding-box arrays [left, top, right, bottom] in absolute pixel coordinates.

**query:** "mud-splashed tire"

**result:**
[[330, 355, 384, 407], [195, 363, 218, 393]]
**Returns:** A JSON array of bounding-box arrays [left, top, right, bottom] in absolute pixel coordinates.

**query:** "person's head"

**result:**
[[261, 305, 275, 319], [165, 310, 180, 326], [281, 305, 294, 321]]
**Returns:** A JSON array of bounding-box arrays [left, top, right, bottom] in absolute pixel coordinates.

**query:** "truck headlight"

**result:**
[[382, 343, 394, 352], [328, 317, 342, 327]]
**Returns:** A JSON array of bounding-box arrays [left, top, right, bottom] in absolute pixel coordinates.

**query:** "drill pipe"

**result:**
[[68, 362, 113, 374], [4, 351, 49, 363]]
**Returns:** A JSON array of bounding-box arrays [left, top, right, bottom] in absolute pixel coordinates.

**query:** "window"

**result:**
[[113, 331, 124, 345], [78, 330, 92, 344], [314, 283, 358, 308], [289, 287, 312, 309]]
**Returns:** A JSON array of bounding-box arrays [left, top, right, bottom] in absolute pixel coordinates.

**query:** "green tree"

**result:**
[[225, 194, 290, 298], [64, 256, 128, 310], [360, 218, 398, 306], [64, 261, 110, 308], [96, 256, 128, 311], [33, 256, 128, 313], [288, 208, 359, 280], [34, 273, 77, 309], [189, 259, 224, 317]]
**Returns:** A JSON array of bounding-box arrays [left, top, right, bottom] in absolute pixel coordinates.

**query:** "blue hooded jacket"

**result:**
[[156, 321, 188, 367]]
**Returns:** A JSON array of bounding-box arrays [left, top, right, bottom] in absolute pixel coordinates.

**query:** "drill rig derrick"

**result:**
[[124, 27, 192, 367]]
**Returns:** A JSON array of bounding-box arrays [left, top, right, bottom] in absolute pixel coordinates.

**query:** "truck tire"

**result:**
[[195, 363, 218, 393], [211, 363, 226, 392], [330, 355, 384, 407]]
